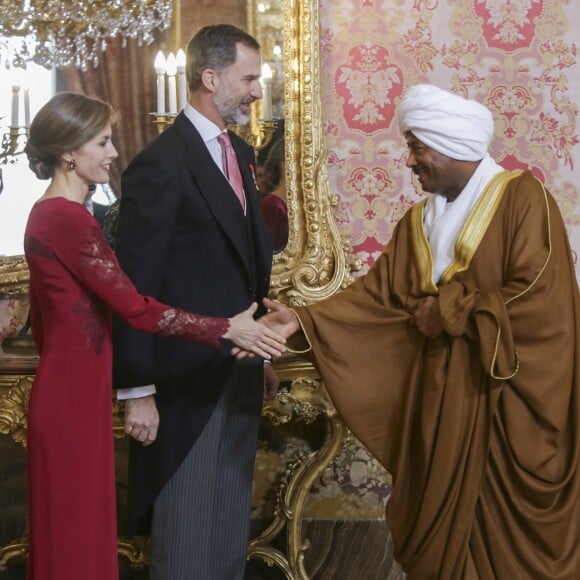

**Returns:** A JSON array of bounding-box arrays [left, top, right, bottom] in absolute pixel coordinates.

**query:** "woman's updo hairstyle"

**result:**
[[25, 92, 117, 180]]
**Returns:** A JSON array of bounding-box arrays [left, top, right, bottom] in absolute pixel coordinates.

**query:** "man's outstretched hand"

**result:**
[[260, 298, 300, 337]]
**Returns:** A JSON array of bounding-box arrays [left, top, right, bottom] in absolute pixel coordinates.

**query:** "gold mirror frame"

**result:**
[[0, 0, 357, 304], [254, 0, 357, 306]]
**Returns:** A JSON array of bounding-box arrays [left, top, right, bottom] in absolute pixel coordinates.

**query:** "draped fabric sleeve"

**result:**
[[438, 172, 579, 481], [280, 173, 580, 577], [47, 204, 229, 348], [437, 172, 553, 380], [292, 219, 426, 470], [284, 171, 579, 578]]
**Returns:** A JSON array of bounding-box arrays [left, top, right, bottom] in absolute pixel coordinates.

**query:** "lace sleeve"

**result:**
[[53, 208, 229, 348], [156, 308, 230, 346]]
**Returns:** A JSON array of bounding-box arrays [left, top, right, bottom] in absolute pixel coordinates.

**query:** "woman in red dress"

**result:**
[[22, 92, 285, 580], [259, 138, 288, 253]]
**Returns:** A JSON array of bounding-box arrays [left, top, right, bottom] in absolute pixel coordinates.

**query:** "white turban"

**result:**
[[397, 84, 494, 161]]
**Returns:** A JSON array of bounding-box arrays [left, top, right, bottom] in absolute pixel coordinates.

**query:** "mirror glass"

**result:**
[[248, 0, 288, 255], [253, 0, 284, 120], [0, 5, 287, 258]]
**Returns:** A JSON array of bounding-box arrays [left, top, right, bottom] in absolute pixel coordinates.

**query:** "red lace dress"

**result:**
[[23, 198, 229, 580]]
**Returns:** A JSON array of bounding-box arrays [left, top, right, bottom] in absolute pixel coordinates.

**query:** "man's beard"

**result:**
[[214, 90, 252, 125]]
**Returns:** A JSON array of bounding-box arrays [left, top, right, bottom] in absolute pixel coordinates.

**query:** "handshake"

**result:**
[[225, 298, 300, 361]]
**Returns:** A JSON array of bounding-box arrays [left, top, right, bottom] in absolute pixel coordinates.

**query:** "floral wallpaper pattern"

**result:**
[[321, 0, 579, 272], [0, 296, 28, 342]]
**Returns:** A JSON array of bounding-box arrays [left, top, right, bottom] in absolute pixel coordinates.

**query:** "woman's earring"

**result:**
[[67, 159, 76, 172]]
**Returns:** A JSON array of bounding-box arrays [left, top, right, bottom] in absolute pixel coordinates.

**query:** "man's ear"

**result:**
[[201, 69, 219, 93]]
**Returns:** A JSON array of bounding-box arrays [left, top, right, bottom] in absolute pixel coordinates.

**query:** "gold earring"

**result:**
[[67, 159, 76, 171]]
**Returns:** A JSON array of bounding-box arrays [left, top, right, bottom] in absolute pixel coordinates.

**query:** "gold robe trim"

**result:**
[[411, 170, 525, 293], [411, 170, 528, 379]]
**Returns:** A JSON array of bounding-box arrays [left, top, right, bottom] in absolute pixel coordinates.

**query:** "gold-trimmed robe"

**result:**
[[293, 170, 580, 579]]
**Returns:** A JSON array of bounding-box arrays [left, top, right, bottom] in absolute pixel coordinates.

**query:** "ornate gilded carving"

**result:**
[[0, 537, 150, 570], [263, 376, 335, 426], [0, 256, 29, 297], [252, 0, 360, 306], [117, 537, 149, 568], [0, 375, 145, 442], [248, 356, 347, 579], [0, 375, 32, 446], [112, 398, 128, 438], [0, 539, 28, 571]]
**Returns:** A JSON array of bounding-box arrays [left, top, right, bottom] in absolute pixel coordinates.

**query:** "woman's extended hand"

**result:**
[[224, 302, 286, 359]]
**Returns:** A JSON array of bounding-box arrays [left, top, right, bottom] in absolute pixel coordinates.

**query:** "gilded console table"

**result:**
[[0, 346, 345, 579], [248, 354, 346, 579], [0, 344, 35, 570]]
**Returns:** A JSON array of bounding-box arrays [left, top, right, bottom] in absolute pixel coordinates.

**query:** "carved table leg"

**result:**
[[248, 371, 345, 579], [0, 539, 28, 571], [0, 538, 149, 572]]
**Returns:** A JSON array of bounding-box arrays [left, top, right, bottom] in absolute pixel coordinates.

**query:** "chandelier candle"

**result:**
[[166, 52, 177, 115], [154, 51, 167, 115], [176, 49, 187, 111], [11, 86, 19, 129]]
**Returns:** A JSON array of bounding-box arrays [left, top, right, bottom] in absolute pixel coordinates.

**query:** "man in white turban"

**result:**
[[256, 84, 580, 579], [397, 83, 494, 161], [398, 84, 505, 285]]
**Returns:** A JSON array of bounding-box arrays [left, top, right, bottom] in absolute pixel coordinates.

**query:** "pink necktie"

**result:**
[[218, 132, 246, 211]]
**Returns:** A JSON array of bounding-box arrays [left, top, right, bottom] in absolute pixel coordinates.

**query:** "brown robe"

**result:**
[[293, 170, 580, 579]]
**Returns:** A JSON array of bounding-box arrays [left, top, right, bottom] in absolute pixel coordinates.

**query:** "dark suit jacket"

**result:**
[[92, 201, 109, 229], [112, 112, 272, 530]]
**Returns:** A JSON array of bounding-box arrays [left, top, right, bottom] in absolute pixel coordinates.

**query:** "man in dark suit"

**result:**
[[84, 183, 110, 229], [112, 24, 278, 580], [90, 200, 109, 228]]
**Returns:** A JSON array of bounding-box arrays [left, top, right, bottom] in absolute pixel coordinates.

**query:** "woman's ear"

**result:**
[[61, 151, 74, 164]]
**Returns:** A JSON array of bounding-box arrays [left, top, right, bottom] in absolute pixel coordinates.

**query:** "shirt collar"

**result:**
[[183, 103, 225, 143]]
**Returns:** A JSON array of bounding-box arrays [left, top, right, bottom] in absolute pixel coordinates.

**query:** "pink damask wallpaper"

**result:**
[[320, 0, 579, 275], [0, 297, 27, 342]]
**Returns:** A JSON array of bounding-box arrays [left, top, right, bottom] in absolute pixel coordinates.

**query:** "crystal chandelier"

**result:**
[[0, 0, 173, 70]]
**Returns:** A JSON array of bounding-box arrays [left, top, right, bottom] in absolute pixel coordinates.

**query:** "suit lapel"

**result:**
[[173, 115, 253, 275]]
